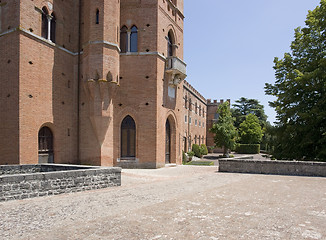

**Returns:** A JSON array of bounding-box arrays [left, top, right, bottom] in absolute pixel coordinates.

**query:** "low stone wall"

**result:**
[[0, 164, 94, 175], [0, 164, 121, 202], [219, 159, 326, 177]]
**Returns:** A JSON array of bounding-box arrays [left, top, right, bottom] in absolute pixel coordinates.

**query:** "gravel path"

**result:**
[[1, 166, 325, 240]]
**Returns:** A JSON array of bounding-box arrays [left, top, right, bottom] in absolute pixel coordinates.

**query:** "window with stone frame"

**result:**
[[41, 7, 56, 43], [120, 25, 138, 53]]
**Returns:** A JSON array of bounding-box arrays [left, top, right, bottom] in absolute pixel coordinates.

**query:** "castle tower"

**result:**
[[114, 0, 186, 168], [0, 0, 80, 165], [79, 0, 120, 166]]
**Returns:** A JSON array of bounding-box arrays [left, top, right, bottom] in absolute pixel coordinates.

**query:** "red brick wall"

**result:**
[[0, 32, 20, 164]]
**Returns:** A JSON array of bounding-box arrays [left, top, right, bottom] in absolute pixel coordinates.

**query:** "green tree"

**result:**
[[260, 121, 277, 153], [210, 102, 238, 156], [265, 0, 326, 160], [239, 114, 263, 144], [231, 97, 267, 128]]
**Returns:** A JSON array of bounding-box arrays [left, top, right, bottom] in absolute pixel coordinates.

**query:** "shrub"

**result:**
[[200, 144, 208, 155], [182, 151, 187, 164], [187, 151, 195, 161], [192, 144, 202, 158], [235, 144, 260, 154]]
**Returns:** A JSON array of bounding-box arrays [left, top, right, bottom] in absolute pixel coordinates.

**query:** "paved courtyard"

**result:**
[[1, 165, 325, 240]]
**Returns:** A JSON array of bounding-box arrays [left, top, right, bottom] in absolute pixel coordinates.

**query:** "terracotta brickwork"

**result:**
[[0, 0, 212, 168]]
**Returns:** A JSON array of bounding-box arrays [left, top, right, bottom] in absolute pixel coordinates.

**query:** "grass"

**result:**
[[185, 160, 214, 166]]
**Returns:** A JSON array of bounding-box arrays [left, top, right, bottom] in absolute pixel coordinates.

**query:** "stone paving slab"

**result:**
[[0, 166, 325, 240]]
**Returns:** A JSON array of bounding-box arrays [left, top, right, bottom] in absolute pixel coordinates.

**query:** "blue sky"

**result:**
[[184, 0, 320, 124]]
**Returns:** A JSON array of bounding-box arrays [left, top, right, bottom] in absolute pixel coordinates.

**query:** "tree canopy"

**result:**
[[231, 97, 267, 128], [265, 0, 326, 160], [239, 114, 263, 144], [210, 102, 238, 155]]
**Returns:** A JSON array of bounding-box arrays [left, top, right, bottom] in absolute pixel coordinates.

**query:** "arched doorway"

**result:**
[[121, 116, 136, 158], [38, 126, 54, 163], [165, 119, 171, 163]]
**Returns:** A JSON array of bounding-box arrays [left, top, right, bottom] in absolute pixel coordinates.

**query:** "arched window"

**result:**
[[121, 116, 136, 158], [41, 7, 49, 39], [50, 13, 56, 43], [120, 26, 128, 53], [185, 95, 188, 109], [167, 31, 174, 57], [38, 126, 54, 163], [130, 25, 138, 52], [96, 9, 99, 24]]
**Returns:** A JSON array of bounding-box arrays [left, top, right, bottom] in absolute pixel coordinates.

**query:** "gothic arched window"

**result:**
[[167, 31, 174, 57], [41, 7, 49, 39], [120, 26, 128, 53], [130, 25, 138, 52], [50, 13, 56, 43]]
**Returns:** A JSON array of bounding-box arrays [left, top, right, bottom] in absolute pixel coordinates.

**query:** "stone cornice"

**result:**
[[120, 51, 166, 61], [83, 40, 121, 52], [0, 26, 80, 56]]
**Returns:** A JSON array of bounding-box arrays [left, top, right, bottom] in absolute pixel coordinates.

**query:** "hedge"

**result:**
[[235, 144, 260, 154]]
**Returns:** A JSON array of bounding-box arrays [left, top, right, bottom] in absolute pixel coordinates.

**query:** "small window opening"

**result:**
[[96, 9, 99, 24]]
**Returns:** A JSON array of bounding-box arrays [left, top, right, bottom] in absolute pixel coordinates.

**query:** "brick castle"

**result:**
[[0, 0, 225, 168]]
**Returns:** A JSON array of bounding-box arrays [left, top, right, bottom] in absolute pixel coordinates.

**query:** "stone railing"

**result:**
[[0, 164, 121, 202], [219, 159, 326, 177]]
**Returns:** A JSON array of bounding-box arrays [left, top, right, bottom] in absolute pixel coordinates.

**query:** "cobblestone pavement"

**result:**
[[1, 166, 326, 240]]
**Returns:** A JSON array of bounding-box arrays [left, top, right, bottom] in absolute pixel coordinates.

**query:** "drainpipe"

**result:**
[[77, 0, 82, 164]]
